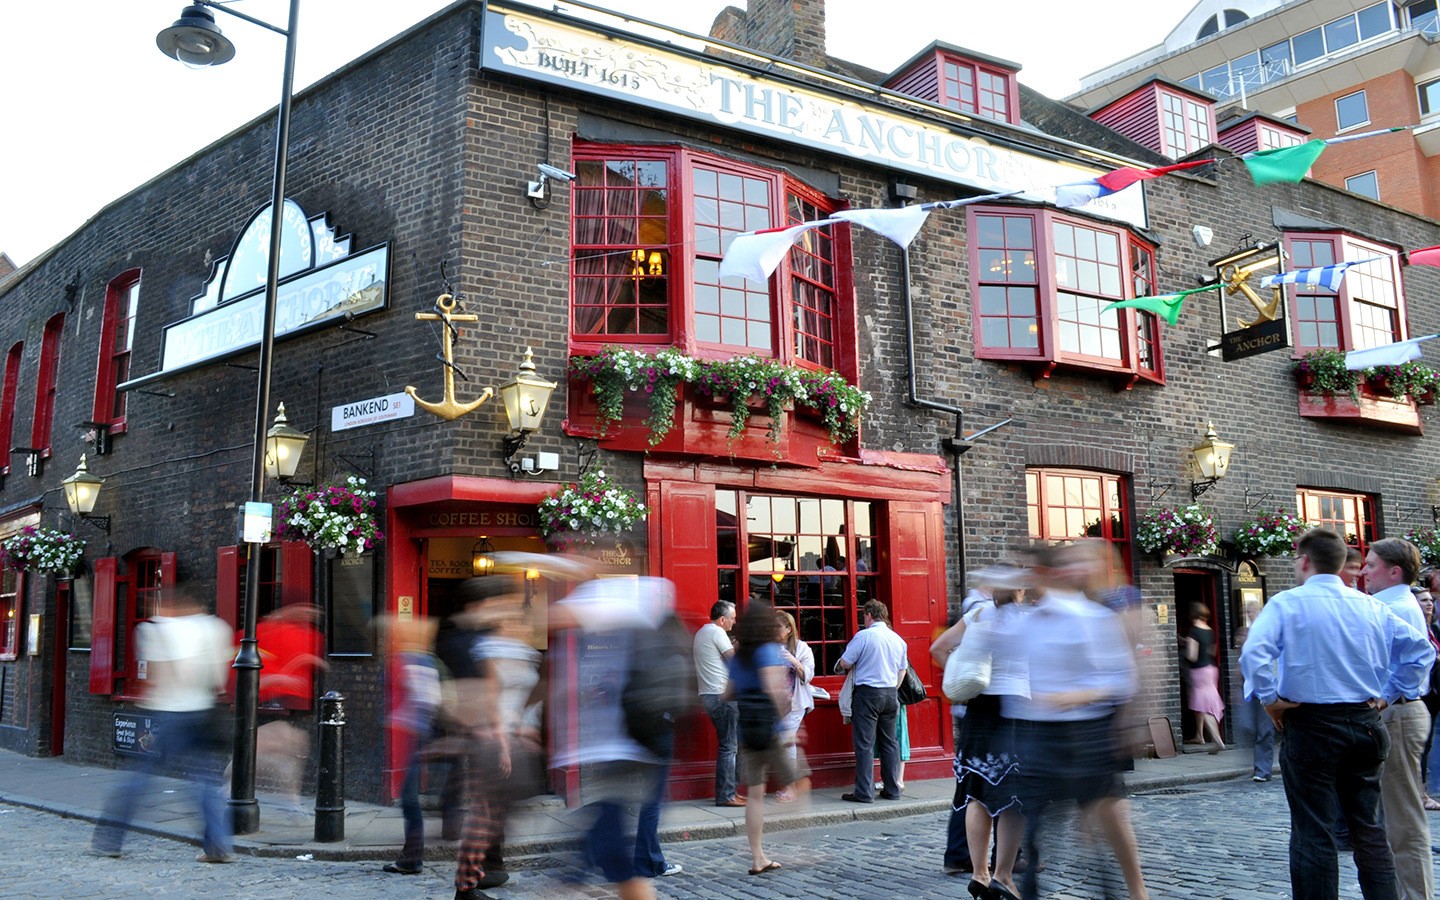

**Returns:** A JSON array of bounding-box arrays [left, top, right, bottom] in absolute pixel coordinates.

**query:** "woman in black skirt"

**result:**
[[952, 585, 1029, 900]]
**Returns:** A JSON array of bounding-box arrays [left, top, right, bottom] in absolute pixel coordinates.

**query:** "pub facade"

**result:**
[[2, 0, 1440, 805]]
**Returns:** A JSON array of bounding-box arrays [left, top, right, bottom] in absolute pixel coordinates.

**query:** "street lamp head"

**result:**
[[264, 402, 309, 481], [62, 454, 105, 516], [499, 347, 557, 434], [157, 4, 236, 66]]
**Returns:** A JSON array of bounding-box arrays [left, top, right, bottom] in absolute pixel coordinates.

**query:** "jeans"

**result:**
[[1239, 694, 1276, 778], [850, 684, 900, 801], [92, 709, 232, 859], [700, 694, 738, 803], [397, 726, 428, 865], [1279, 703, 1396, 900], [1427, 706, 1440, 794], [1379, 701, 1434, 900], [632, 728, 673, 877]]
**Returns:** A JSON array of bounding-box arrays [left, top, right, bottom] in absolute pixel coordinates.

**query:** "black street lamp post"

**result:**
[[156, 0, 300, 835]]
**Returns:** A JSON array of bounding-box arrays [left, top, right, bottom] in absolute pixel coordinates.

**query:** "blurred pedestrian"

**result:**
[[836, 599, 908, 803], [384, 616, 442, 876], [1409, 584, 1440, 810], [1234, 595, 1276, 783], [773, 610, 813, 803], [633, 605, 694, 879], [727, 600, 806, 875], [254, 603, 325, 820], [1183, 602, 1226, 753], [695, 601, 742, 807], [1242, 527, 1433, 900], [91, 590, 233, 863]]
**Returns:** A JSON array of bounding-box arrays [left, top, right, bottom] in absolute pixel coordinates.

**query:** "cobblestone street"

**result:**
[[5, 777, 1420, 898]]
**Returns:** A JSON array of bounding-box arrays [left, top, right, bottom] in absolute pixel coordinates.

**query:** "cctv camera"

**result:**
[[537, 163, 576, 182]]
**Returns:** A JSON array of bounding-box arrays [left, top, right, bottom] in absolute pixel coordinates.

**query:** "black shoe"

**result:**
[[455, 889, 498, 900], [477, 870, 509, 888], [840, 792, 873, 803], [878, 790, 902, 800], [383, 862, 422, 875], [967, 879, 990, 899]]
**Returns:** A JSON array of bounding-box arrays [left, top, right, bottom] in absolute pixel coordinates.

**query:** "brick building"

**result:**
[[1071, 0, 1440, 217], [1, 0, 1439, 809]]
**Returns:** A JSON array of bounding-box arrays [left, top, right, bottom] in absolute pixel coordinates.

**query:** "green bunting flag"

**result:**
[[1103, 284, 1216, 326], [1241, 140, 1328, 185]]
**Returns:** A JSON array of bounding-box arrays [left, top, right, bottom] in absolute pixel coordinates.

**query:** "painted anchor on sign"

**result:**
[[405, 293, 494, 421]]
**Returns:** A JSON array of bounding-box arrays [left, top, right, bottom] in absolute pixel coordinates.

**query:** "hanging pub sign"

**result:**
[[1207, 242, 1290, 361], [120, 199, 390, 390]]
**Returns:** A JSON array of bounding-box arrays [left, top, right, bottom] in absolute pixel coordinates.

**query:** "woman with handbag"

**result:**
[[947, 583, 1030, 900], [725, 601, 806, 876], [773, 610, 814, 803]]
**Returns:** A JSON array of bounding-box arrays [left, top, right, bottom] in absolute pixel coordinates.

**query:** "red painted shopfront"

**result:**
[[382, 458, 953, 803]]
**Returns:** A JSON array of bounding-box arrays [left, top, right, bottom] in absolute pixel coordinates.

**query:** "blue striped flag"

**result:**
[[1259, 257, 1384, 292]]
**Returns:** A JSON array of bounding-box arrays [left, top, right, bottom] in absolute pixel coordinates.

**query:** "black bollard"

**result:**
[[314, 691, 346, 842]]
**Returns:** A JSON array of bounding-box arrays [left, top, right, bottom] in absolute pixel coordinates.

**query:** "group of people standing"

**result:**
[[931, 540, 1148, 900]]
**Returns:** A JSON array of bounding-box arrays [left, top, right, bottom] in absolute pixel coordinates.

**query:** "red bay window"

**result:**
[[1285, 233, 1403, 353]]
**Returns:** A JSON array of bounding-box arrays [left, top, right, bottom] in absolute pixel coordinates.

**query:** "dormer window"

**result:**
[[1090, 80, 1216, 160], [884, 44, 1021, 126]]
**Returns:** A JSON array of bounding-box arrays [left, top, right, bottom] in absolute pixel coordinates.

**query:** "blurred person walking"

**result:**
[[1241, 527, 1433, 900], [836, 599, 908, 803], [773, 609, 814, 803], [1183, 602, 1226, 753], [632, 607, 696, 879], [1234, 594, 1276, 782], [253, 603, 325, 820], [91, 591, 234, 863], [727, 600, 807, 875], [1418, 570, 1440, 808], [384, 616, 442, 876], [1362, 538, 1436, 900], [695, 601, 742, 806]]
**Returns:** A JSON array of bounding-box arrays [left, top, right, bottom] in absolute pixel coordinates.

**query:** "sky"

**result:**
[[0, 0, 1198, 267]]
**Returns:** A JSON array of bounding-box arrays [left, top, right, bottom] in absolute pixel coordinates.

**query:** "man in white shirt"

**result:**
[[836, 600, 908, 802], [693, 601, 741, 806], [1363, 538, 1436, 900]]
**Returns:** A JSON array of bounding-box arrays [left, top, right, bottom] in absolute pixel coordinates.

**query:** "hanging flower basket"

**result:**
[[537, 469, 647, 548], [0, 526, 85, 575], [1233, 509, 1306, 558], [569, 347, 869, 448], [1405, 526, 1440, 567], [278, 476, 385, 555], [1136, 504, 1219, 558]]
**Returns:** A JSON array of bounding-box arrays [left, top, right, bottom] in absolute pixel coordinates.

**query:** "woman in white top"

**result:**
[[773, 610, 814, 803]]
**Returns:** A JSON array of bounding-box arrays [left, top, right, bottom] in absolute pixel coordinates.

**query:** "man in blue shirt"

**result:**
[[1361, 538, 1435, 900], [836, 599, 908, 802], [1240, 528, 1433, 900]]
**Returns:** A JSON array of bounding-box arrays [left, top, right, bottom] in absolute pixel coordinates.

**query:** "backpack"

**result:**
[[622, 613, 697, 758]]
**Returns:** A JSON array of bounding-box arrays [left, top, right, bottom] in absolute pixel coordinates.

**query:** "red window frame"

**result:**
[[969, 206, 1164, 382], [1296, 488, 1377, 554], [31, 313, 63, 459], [88, 549, 177, 698], [93, 269, 141, 433], [939, 55, 1018, 123], [1159, 88, 1214, 157], [0, 565, 20, 660], [569, 142, 858, 378], [1025, 468, 1133, 580], [1284, 232, 1404, 354], [0, 342, 22, 477]]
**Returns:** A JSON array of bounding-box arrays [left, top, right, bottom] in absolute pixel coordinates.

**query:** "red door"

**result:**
[[885, 500, 953, 770]]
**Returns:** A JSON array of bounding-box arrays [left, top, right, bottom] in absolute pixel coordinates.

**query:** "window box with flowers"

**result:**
[[537, 469, 647, 550], [1291, 349, 1422, 434], [1405, 526, 1440, 567], [1233, 509, 1306, 559], [278, 476, 385, 556], [0, 526, 84, 575], [1136, 504, 1219, 563], [566, 347, 869, 465]]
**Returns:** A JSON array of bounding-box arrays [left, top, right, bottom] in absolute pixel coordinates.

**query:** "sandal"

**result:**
[[1424, 796, 1440, 811], [748, 861, 782, 875]]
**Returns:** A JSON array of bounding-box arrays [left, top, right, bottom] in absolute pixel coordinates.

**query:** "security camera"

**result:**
[[537, 163, 576, 182]]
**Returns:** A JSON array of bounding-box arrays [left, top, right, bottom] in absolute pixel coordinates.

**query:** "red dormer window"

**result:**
[[1090, 80, 1216, 160], [884, 45, 1021, 126]]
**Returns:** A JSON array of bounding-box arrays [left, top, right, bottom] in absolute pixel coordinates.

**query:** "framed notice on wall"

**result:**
[[329, 552, 376, 656], [26, 614, 39, 656]]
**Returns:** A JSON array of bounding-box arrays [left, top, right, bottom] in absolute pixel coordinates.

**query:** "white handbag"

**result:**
[[943, 614, 993, 703]]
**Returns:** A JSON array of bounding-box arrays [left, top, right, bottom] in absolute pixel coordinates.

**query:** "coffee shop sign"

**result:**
[[429, 511, 537, 527]]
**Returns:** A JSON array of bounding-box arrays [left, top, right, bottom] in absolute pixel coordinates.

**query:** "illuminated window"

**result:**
[[1026, 468, 1131, 579], [1297, 488, 1377, 553]]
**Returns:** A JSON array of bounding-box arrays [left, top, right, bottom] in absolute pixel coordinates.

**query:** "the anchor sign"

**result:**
[[405, 293, 495, 421]]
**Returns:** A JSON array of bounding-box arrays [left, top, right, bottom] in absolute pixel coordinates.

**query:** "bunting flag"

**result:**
[[1259, 258, 1383, 292], [1055, 160, 1215, 208], [1242, 127, 1411, 185], [1344, 334, 1439, 370], [1408, 245, 1440, 267], [832, 205, 933, 248], [1101, 284, 1216, 326]]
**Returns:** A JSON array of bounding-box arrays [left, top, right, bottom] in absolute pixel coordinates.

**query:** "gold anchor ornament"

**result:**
[[405, 293, 495, 421], [1219, 256, 1283, 327]]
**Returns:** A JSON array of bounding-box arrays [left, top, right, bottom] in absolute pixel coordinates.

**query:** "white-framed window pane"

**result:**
[[1420, 79, 1440, 116], [1344, 171, 1379, 200], [1335, 91, 1368, 130]]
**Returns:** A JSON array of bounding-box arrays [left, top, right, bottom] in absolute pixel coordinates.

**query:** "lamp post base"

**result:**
[[230, 798, 260, 835]]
